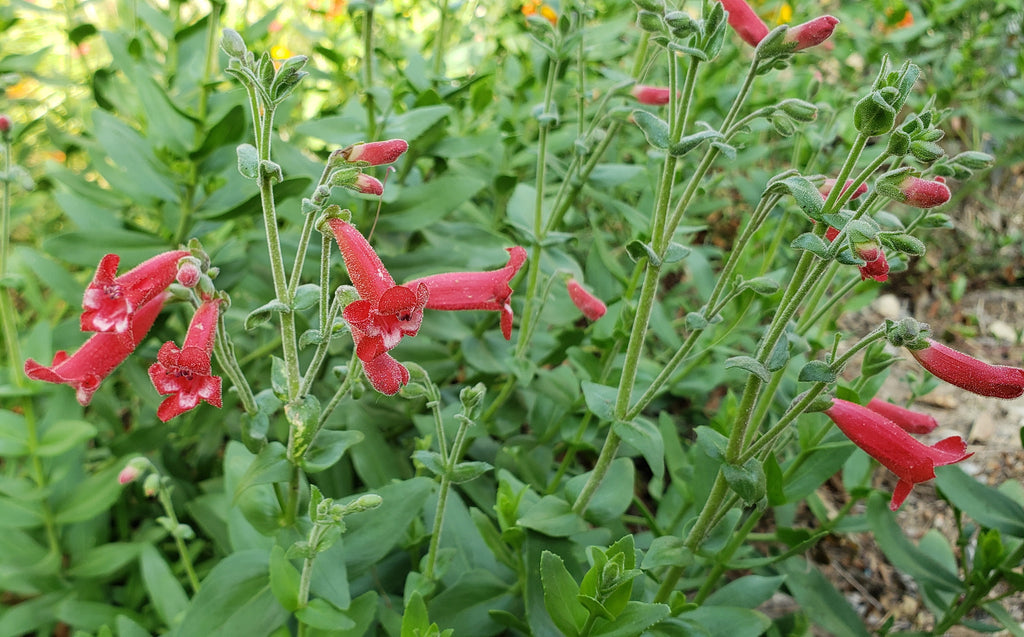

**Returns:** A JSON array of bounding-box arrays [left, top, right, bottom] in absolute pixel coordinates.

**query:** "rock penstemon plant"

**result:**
[[4, 0, 1024, 634]]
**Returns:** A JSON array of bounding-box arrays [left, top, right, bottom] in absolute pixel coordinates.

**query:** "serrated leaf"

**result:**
[[632, 110, 670, 150], [724, 356, 770, 383], [799, 360, 836, 383]]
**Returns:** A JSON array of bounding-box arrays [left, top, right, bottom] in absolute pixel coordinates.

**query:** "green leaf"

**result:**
[[675, 605, 771, 637], [401, 591, 433, 637], [798, 360, 836, 383], [880, 232, 926, 256], [54, 465, 122, 524], [566, 459, 635, 524], [592, 601, 670, 637], [722, 457, 766, 504], [0, 495, 45, 529], [377, 174, 487, 233], [285, 395, 321, 461], [343, 478, 434, 576], [779, 556, 871, 637], [450, 460, 493, 484], [245, 299, 290, 331], [176, 549, 287, 637], [935, 465, 1024, 538], [624, 239, 660, 266], [641, 536, 693, 570], [669, 129, 724, 157], [37, 420, 96, 457], [704, 575, 786, 609], [582, 381, 618, 421], [724, 356, 770, 383], [541, 551, 586, 637], [295, 598, 356, 631], [662, 242, 691, 264], [234, 442, 291, 503], [292, 284, 321, 312], [300, 429, 364, 473], [612, 418, 664, 482], [518, 496, 588, 537], [140, 544, 189, 627], [790, 232, 830, 258], [67, 542, 141, 579], [0, 410, 29, 456], [782, 442, 854, 502], [632, 110, 670, 150], [43, 229, 167, 268], [695, 426, 728, 462], [983, 601, 1024, 637]]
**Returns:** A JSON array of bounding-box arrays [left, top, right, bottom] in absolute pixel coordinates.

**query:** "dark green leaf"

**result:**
[[295, 598, 356, 631], [722, 457, 766, 504], [54, 465, 121, 524], [518, 496, 588, 537], [234, 442, 291, 502], [244, 299, 290, 331], [37, 420, 96, 457], [624, 239, 660, 266], [641, 536, 693, 570]]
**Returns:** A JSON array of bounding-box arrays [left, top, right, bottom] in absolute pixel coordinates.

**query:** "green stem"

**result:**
[[432, 0, 449, 77], [514, 55, 560, 359], [213, 314, 258, 414], [363, 7, 377, 139], [157, 484, 201, 594], [317, 349, 360, 428], [693, 508, 764, 604]]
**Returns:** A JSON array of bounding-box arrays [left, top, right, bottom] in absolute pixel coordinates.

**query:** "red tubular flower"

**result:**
[[342, 139, 409, 166], [631, 85, 671, 106], [404, 246, 528, 340], [148, 299, 223, 422], [909, 338, 1024, 399], [567, 278, 607, 321], [866, 398, 938, 434], [717, 0, 769, 46], [824, 227, 889, 282], [783, 15, 839, 51], [359, 349, 410, 396], [896, 176, 951, 208], [81, 250, 189, 335], [824, 398, 972, 510], [25, 293, 168, 406], [328, 218, 429, 363]]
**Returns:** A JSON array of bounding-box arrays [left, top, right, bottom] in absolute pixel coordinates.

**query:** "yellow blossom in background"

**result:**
[[271, 44, 294, 69]]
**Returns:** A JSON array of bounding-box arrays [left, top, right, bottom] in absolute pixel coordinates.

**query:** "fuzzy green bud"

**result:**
[[854, 90, 897, 136], [776, 99, 817, 122], [953, 151, 994, 170], [220, 28, 247, 58], [636, 10, 665, 33], [909, 140, 944, 163]]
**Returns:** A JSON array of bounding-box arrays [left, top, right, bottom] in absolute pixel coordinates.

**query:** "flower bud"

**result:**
[[119, 461, 144, 485], [220, 29, 247, 58], [630, 85, 671, 106], [567, 278, 607, 321], [894, 176, 951, 208], [342, 139, 409, 166], [909, 140, 944, 163], [854, 90, 897, 136], [782, 15, 839, 51], [953, 151, 994, 170], [632, 0, 664, 12], [143, 474, 161, 498], [0, 115, 11, 135], [776, 99, 817, 122], [636, 11, 665, 33], [176, 257, 202, 288], [353, 173, 384, 196]]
